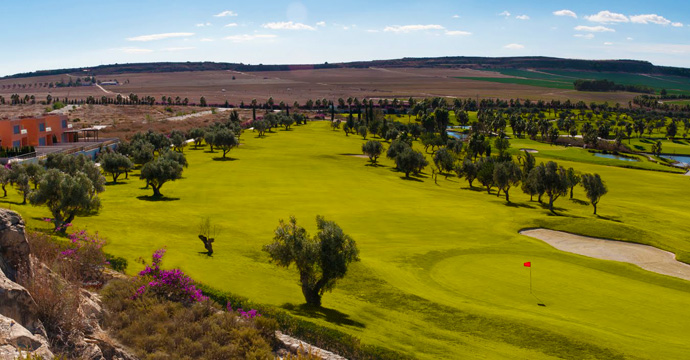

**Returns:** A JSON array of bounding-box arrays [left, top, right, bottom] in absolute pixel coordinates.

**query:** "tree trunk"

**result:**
[[223, 149, 229, 158], [22, 191, 27, 205], [112, 173, 119, 183], [549, 196, 555, 214], [300, 279, 322, 306], [593, 202, 598, 215], [2, 185, 6, 197], [505, 190, 510, 203], [570, 187, 574, 199], [152, 184, 162, 197]]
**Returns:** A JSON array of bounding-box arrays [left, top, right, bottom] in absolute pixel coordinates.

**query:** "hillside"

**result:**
[[4, 56, 690, 80]]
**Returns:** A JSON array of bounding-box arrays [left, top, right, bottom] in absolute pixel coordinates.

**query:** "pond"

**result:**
[[593, 153, 639, 162], [447, 131, 467, 140], [662, 155, 690, 167]]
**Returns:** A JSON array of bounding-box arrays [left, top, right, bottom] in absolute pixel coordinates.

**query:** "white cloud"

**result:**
[[163, 47, 195, 52], [214, 11, 238, 17], [224, 34, 277, 42], [672, 22, 684, 27], [585, 10, 628, 23], [499, 11, 511, 17], [445, 30, 472, 36], [127, 32, 195, 41], [452, 14, 460, 18], [224, 23, 238, 28], [200, 38, 214, 42], [553, 9, 577, 18], [316, 21, 326, 27], [119, 47, 153, 54], [196, 22, 212, 27], [627, 37, 633, 40], [516, 15, 530, 20], [504, 43, 524, 49], [603, 42, 613, 45], [383, 24, 445, 33], [630, 14, 671, 25], [574, 33, 595, 39], [262, 21, 315, 30], [574, 25, 615, 32]]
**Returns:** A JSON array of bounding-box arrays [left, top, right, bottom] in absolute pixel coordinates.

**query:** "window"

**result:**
[[62, 120, 67, 128], [13, 125, 19, 134], [39, 123, 46, 132], [39, 138, 46, 146], [12, 140, 20, 148]]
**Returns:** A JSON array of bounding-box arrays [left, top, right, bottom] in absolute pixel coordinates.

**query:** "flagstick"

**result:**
[[529, 266, 532, 294]]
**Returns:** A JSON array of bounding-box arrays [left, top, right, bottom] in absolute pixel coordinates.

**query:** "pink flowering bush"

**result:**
[[227, 302, 262, 319], [58, 229, 107, 285], [132, 249, 208, 304]]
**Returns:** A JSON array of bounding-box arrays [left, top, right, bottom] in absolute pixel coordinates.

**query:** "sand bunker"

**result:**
[[520, 229, 690, 281], [519, 148, 538, 153]]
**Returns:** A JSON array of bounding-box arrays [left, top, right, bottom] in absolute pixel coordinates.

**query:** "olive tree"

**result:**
[[140, 157, 184, 197], [212, 128, 239, 158], [29, 169, 101, 232], [263, 215, 359, 306], [455, 157, 478, 188], [395, 148, 428, 178], [433, 148, 455, 177], [100, 152, 134, 183], [9, 165, 31, 204], [361, 140, 383, 164], [0, 166, 10, 197], [566, 167, 580, 199], [493, 160, 522, 203], [581, 173, 608, 214], [542, 161, 569, 213], [189, 128, 206, 148]]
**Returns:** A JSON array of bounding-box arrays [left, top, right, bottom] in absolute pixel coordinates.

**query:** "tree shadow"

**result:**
[[463, 186, 484, 192], [596, 214, 622, 223], [0, 199, 25, 206], [672, 139, 687, 145], [204, 150, 217, 153], [364, 163, 386, 168], [106, 181, 130, 186], [197, 251, 213, 257], [400, 176, 423, 182], [640, 138, 654, 144], [633, 145, 645, 151], [136, 195, 180, 202], [190, 147, 206, 151], [212, 157, 238, 161], [281, 303, 365, 328], [505, 202, 535, 209], [570, 198, 589, 206]]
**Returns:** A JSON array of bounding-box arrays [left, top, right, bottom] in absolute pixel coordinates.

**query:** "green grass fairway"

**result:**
[[473, 69, 690, 94], [4, 122, 690, 359]]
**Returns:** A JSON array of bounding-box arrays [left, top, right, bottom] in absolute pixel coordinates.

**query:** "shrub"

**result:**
[[105, 253, 128, 272], [132, 249, 207, 304]]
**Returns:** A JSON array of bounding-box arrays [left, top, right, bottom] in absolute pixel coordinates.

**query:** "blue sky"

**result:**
[[1, 0, 688, 76]]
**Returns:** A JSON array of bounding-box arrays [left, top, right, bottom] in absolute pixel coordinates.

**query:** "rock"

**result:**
[[0, 270, 44, 337], [0, 209, 31, 282], [0, 314, 53, 360]]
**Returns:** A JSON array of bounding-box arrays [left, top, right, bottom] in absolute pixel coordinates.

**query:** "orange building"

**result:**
[[0, 114, 75, 148]]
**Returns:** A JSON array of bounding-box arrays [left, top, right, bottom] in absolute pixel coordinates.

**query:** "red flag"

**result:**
[[523, 262, 531, 267]]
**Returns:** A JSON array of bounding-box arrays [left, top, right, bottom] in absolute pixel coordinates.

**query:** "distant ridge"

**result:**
[[4, 56, 690, 79]]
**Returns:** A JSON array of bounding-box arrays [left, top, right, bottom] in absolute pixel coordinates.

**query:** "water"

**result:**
[[447, 132, 467, 140], [662, 155, 690, 166], [593, 153, 639, 162]]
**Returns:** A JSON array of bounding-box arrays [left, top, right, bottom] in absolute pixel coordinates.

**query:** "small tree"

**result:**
[[100, 152, 134, 183], [9, 164, 32, 204], [542, 161, 569, 213], [581, 173, 608, 215], [170, 130, 187, 152], [29, 169, 101, 232], [189, 128, 206, 148], [361, 140, 383, 164], [395, 148, 428, 178], [493, 160, 522, 203], [198, 217, 218, 255], [565, 167, 580, 199], [358, 125, 368, 140], [263, 216, 359, 306], [456, 157, 478, 188], [433, 148, 455, 178], [140, 157, 184, 197], [213, 128, 239, 158], [0, 166, 10, 197], [476, 157, 496, 193]]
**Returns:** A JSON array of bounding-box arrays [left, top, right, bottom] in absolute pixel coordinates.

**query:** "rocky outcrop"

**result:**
[[276, 331, 348, 360], [0, 314, 53, 360], [0, 209, 31, 282], [0, 209, 137, 359]]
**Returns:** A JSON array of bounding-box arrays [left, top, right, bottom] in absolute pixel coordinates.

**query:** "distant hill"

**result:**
[[4, 56, 690, 79]]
